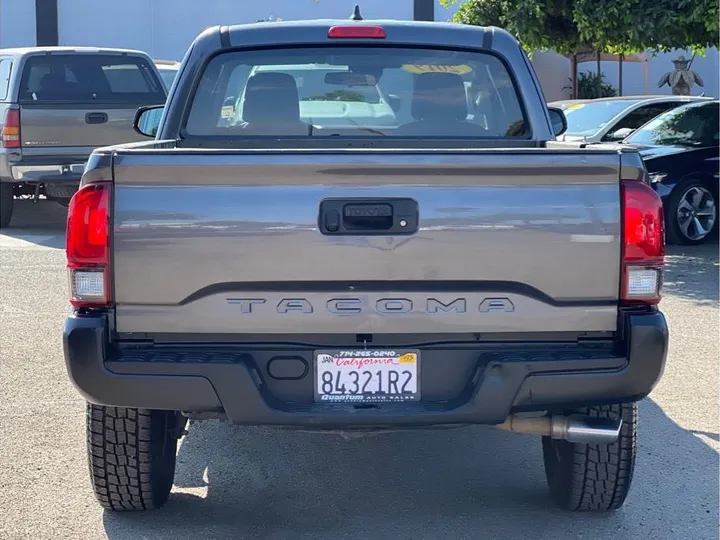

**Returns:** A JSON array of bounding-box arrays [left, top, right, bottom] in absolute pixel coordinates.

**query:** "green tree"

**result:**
[[441, 0, 718, 54], [574, 0, 718, 54], [575, 71, 618, 98], [440, 0, 718, 96], [443, 0, 586, 55], [439, 0, 596, 97]]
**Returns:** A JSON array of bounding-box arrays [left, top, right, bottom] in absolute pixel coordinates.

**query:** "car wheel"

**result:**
[[665, 180, 717, 245], [86, 403, 185, 511]]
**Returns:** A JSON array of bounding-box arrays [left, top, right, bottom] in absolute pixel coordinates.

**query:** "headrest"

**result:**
[[37, 72, 81, 99], [411, 72, 468, 122], [242, 72, 301, 123]]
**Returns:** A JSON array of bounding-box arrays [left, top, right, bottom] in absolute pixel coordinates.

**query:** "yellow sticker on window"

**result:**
[[566, 103, 586, 111], [401, 64, 473, 75]]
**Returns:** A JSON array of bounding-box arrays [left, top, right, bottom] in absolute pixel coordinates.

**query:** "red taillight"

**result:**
[[1, 108, 20, 148], [66, 182, 112, 308], [328, 25, 386, 39], [621, 179, 665, 305]]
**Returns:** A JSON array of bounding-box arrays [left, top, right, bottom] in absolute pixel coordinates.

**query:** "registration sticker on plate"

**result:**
[[314, 350, 420, 403]]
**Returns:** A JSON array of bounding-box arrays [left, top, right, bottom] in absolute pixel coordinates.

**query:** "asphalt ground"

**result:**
[[0, 199, 718, 540]]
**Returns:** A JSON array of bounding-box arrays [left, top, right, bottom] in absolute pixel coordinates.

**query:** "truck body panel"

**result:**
[[111, 149, 622, 335]]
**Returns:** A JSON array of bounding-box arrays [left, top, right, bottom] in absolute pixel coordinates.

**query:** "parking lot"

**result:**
[[0, 199, 717, 540]]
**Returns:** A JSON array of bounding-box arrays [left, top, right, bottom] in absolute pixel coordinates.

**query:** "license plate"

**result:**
[[314, 349, 420, 403]]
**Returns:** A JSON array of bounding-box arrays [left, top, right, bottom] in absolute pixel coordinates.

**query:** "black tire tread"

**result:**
[[86, 404, 177, 511], [543, 402, 637, 512], [0, 182, 13, 228]]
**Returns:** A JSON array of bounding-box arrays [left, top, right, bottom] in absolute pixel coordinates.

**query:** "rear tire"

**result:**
[[0, 183, 13, 228], [86, 403, 183, 511], [542, 402, 637, 512]]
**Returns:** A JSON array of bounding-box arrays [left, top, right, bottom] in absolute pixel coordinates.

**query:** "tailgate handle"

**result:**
[[318, 198, 418, 236], [85, 112, 108, 124], [344, 203, 393, 230]]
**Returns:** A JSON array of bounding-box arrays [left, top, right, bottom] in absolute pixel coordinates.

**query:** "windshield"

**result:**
[[625, 102, 719, 147], [184, 46, 527, 139], [562, 100, 641, 137]]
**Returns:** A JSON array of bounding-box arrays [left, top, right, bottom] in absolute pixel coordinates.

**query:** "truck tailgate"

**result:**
[[20, 105, 143, 149], [111, 150, 622, 335]]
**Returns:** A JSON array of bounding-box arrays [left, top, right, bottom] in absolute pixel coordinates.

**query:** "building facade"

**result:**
[[1, 0, 717, 101]]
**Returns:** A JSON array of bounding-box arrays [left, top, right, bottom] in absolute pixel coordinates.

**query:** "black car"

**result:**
[[623, 100, 719, 245]]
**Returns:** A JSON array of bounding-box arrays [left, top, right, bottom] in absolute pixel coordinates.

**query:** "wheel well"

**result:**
[[679, 174, 717, 196]]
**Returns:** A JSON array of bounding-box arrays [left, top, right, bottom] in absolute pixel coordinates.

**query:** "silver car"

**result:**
[[154, 59, 180, 91], [550, 95, 713, 143]]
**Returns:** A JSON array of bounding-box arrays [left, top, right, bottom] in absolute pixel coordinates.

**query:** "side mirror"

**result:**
[[133, 105, 165, 138], [606, 127, 635, 141], [548, 107, 567, 137]]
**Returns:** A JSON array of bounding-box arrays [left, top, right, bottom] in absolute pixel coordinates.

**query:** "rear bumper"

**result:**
[[64, 311, 668, 428], [10, 163, 84, 184], [0, 152, 86, 185]]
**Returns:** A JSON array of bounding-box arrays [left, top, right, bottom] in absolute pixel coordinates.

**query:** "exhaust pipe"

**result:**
[[495, 414, 622, 445]]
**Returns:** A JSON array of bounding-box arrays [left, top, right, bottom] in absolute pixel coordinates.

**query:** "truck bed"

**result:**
[[109, 145, 625, 337]]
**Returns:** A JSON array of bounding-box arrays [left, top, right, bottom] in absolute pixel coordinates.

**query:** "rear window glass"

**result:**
[[0, 59, 11, 101], [19, 54, 165, 103], [184, 47, 527, 139]]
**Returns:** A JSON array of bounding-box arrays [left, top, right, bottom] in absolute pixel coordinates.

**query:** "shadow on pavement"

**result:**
[[102, 399, 718, 540], [664, 243, 719, 307], [0, 199, 67, 249]]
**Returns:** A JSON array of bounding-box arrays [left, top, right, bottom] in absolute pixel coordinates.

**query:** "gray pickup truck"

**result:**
[[63, 17, 668, 514], [0, 47, 166, 227]]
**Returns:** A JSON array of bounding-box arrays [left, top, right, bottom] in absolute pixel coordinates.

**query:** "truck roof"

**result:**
[[0, 46, 150, 58], [225, 19, 490, 33], [196, 19, 516, 55], [154, 59, 181, 66]]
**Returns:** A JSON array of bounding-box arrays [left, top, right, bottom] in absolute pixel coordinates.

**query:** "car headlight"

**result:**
[[648, 173, 667, 184]]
